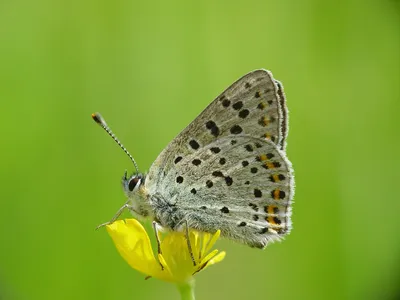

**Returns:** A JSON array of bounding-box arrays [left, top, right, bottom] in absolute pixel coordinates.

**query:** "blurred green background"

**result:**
[[1, 0, 399, 299]]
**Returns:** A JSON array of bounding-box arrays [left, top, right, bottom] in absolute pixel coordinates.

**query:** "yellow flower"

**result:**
[[106, 219, 226, 284]]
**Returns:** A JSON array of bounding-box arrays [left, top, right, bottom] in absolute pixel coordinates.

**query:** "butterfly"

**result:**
[[93, 69, 294, 249]]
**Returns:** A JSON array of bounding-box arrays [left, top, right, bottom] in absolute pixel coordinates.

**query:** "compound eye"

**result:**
[[128, 177, 140, 191]]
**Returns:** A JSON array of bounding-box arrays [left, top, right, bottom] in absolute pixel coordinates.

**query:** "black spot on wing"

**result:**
[[220, 207, 229, 213], [230, 125, 243, 134], [189, 140, 200, 150]]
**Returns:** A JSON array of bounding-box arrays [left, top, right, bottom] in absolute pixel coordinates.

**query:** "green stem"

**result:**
[[177, 279, 195, 300]]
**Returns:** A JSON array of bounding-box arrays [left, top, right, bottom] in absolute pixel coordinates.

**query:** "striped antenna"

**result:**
[[92, 112, 139, 174]]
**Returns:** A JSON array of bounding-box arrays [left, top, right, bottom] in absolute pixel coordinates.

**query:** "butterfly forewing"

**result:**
[[145, 69, 294, 248]]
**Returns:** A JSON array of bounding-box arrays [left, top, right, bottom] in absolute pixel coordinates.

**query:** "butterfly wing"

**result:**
[[145, 69, 294, 248], [149, 69, 287, 180]]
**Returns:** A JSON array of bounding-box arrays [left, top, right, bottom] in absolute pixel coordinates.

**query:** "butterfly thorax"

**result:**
[[122, 173, 153, 219]]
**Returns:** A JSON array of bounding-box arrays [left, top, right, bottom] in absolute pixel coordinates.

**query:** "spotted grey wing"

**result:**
[[147, 135, 293, 248], [147, 69, 288, 185], [145, 69, 293, 247]]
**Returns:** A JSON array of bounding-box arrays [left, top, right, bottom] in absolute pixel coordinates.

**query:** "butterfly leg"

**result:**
[[95, 202, 136, 230], [185, 220, 197, 266], [152, 221, 165, 270]]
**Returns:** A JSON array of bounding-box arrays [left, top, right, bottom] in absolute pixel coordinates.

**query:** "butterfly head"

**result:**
[[122, 171, 145, 195], [122, 171, 153, 219]]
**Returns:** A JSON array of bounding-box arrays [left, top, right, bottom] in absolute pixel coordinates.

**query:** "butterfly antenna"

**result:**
[[91, 112, 139, 174]]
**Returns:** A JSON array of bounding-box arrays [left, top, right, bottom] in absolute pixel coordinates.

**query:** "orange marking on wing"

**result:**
[[259, 154, 268, 161], [268, 205, 278, 215], [273, 189, 281, 200], [265, 162, 275, 169], [267, 216, 275, 224], [262, 117, 270, 126]]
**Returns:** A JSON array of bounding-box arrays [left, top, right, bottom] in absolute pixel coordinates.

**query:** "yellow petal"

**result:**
[[156, 254, 175, 281], [160, 232, 194, 282], [189, 231, 200, 264], [106, 219, 225, 283], [207, 251, 226, 266], [200, 232, 211, 260], [199, 249, 219, 266], [106, 219, 163, 278], [204, 230, 221, 255], [200, 251, 226, 272]]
